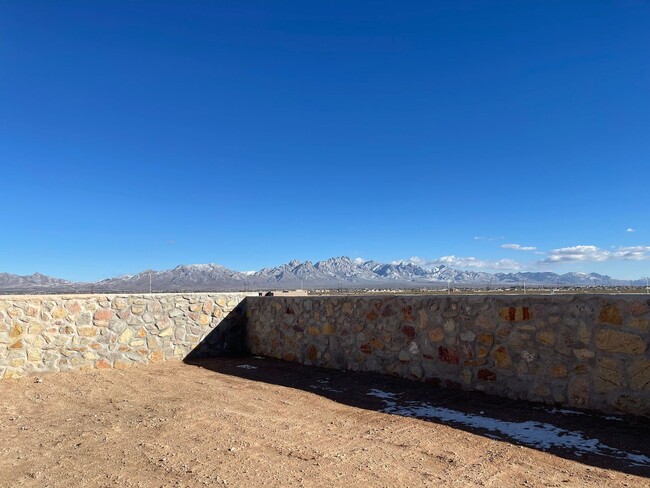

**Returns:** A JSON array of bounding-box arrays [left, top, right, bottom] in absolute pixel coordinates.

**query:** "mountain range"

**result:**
[[0, 257, 644, 293]]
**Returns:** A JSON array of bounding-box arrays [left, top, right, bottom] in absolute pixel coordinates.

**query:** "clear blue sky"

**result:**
[[1, 1, 649, 281]]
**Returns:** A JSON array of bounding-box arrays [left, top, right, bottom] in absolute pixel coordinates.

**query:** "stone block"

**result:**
[[493, 346, 511, 369], [595, 359, 624, 393], [596, 329, 646, 354], [627, 359, 650, 392], [598, 304, 623, 326]]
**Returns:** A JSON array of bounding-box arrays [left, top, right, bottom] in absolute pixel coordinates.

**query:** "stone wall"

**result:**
[[0, 293, 248, 379], [246, 295, 650, 416]]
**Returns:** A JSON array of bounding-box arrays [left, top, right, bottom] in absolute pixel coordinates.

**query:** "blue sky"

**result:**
[[1, 1, 649, 281]]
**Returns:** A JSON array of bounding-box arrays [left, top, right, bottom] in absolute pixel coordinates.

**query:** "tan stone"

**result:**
[[118, 328, 134, 344], [27, 348, 41, 362], [52, 306, 67, 319], [568, 377, 590, 408], [627, 359, 650, 392], [113, 298, 128, 310], [83, 352, 97, 360], [6, 307, 23, 318], [114, 361, 131, 370], [323, 323, 335, 335], [307, 326, 320, 336], [131, 305, 145, 315], [573, 348, 595, 359], [536, 329, 555, 346], [629, 318, 649, 332], [598, 304, 623, 325], [9, 339, 23, 349], [477, 346, 490, 358], [130, 339, 145, 347], [578, 323, 591, 345], [150, 350, 164, 363], [10, 358, 25, 367], [370, 338, 384, 350], [478, 333, 493, 346], [461, 368, 472, 384], [9, 324, 23, 338], [198, 314, 210, 326], [428, 327, 444, 342], [596, 329, 646, 354], [78, 327, 96, 337], [629, 301, 650, 316], [159, 328, 174, 337], [4, 370, 23, 379], [493, 346, 511, 368], [595, 358, 624, 393]]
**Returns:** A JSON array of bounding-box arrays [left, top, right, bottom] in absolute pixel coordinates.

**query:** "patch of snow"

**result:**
[[367, 389, 398, 400], [237, 365, 257, 370], [368, 389, 650, 467]]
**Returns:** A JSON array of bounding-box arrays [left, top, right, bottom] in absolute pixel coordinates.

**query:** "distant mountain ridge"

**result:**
[[0, 257, 644, 293]]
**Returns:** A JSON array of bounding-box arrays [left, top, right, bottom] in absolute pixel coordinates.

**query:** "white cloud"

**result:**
[[473, 236, 505, 241], [627, 228, 636, 233], [353, 257, 366, 264], [501, 243, 537, 251], [542, 245, 650, 264]]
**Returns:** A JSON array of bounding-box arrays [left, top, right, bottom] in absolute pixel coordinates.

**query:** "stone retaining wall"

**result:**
[[0, 293, 248, 379], [246, 295, 650, 416]]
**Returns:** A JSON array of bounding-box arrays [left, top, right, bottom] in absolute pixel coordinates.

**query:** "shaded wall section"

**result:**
[[0, 293, 248, 378], [246, 295, 650, 417]]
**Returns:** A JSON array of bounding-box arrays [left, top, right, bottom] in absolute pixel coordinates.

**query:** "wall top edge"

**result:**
[[249, 293, 650, 300], [0, 292, 255, 299]]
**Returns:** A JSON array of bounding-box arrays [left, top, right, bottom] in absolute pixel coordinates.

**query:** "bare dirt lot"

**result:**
[[1, 356, 649, 487]]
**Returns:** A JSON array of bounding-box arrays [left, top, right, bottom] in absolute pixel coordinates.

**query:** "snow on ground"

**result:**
[[367, 389, 650, 467]]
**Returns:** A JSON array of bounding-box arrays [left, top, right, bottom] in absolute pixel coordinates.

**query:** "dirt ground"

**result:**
[[1, 356, 649, 488]]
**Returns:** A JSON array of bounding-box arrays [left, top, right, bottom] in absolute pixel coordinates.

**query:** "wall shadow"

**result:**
[[184, 353, 650, 479], [183, 301, 248, 361]]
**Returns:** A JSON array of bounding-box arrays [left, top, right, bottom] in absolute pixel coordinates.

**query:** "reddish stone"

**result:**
[[499, 306, 532, 322], [374, 301, 382, 311], [307, 345, 318, 361], [283, 353, 296, 362], [360, 344, 372, 354], [96, 359, 112, 369], [423, 354, 434, 360], [401, 325, 416, 339], [292, 326, 304, 333], [94, 309, 113, 322], [438, 346, 460, 365], [402, 306, 414, 321], [286, 307, 294, 315], [478, 369, 497, 381], [366, 311, 378, 321]]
